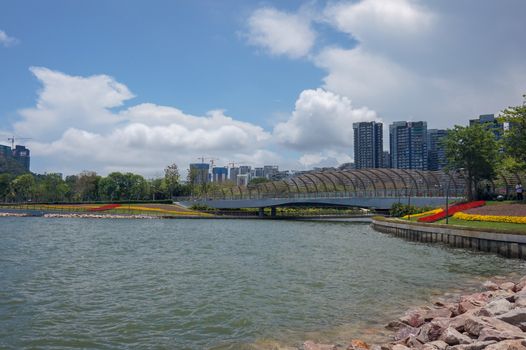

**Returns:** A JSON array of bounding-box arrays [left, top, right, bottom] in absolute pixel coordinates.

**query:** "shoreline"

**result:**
[[300, 275, 526, 350]]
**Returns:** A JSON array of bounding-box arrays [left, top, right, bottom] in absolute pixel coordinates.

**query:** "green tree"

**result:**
[[445, 124, 498, 200], [75, 171, 100, 201], [148, 178, 168, 200], [164, 163, 180, 197], [500, 94, 526, 170], [10, 173, 36, 202], [36, 173, 69, 202], [0, 173, 13, 202]]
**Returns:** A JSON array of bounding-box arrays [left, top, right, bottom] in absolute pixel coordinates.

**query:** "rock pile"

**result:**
[[303, 276, 526, 350]]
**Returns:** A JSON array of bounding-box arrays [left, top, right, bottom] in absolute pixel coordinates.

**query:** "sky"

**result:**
[[1, 0, 525, 177]]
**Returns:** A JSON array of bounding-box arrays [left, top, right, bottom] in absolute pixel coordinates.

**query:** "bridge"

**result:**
[[179, 169, 462, 213], [178, 168, 525, 215]]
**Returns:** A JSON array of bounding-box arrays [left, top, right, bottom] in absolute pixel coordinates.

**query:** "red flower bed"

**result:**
[[88, 204, 121, 212], [417, 200, 485, 223]]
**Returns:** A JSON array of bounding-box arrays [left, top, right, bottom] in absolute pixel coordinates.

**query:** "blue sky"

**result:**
[[1, 0, 525, 176]]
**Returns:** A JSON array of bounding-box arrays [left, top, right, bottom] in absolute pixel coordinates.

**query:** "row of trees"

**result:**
[[445, 95, 526, 200], [0, 164, 191, 203]]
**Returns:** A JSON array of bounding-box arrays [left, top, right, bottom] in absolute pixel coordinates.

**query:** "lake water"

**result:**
[[0, 218, 523, 349]]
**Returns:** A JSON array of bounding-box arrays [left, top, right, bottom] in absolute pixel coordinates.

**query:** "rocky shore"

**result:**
[[304, 276, 526, 350]]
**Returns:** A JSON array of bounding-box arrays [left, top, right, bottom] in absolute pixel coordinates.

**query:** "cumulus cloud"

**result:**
[[324, 0, 434, 45], [245, 7, 316, 58], [0, 30, 18, 47], [15, 67, 134, 140], [15, 67, 278, 175], [274, 88, 377, 151], [244, 1, 526, 128]]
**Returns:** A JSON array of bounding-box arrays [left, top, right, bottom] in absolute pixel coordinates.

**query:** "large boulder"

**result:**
[[424, 340, 449, 350], [448, 340, 497, 350], [400, 309, 428, 328], [485, 339, 526, 350], [439, 327, 473, 345], [497, 308, 526, 326], [499, 282, 516, 292], [478, 327, 525, 342], [515, 277, 526, 293], [423, 308, 453, 321], [514, 297, 526, 308], [483, 281, 500, 291], [483, 299, 514, 316], [395, 325, 420, 341], [391, 344, 411, 350], [464, 316, 523, 337], [418, 321, 446, 343]]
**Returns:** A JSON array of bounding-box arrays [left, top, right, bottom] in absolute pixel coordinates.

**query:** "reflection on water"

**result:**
[[0, 218, 523, 349]]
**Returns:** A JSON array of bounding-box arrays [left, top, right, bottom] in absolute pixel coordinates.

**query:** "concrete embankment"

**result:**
[[371, 217, 526, 260]]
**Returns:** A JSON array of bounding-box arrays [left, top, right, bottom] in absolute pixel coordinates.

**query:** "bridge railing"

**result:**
[[174, 188, 465, 202]]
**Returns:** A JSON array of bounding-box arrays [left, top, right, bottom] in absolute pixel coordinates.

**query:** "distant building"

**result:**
[[229, 167, 239, 182], [0, 144, 11, 158], [263, 165, 279, 179], [212, 167, 228, 183], [11, 145, 31, 172], [469, 114, 504, 140], [236, 173, 250, 186], [239, 165, 251, 175], [427, 129, 448, 171], [381, 151, 391, 168], [253, 167, 264, 178], [189, 163, 210, 184], [390, 121, 428, 170], [353, 121, 383, 169]]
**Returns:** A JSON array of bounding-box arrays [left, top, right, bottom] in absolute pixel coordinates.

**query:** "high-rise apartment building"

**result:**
[[353, 121, 383, 169], [469, 114, 504, 140], [263, 165, 279, 179], [212, 167, 228, 183], [389, 121, 428, 170], [229, 167, 239, 182], [0, 144, 11, 158], [253, 167, 264, 178], [189, 163, 210, 184], [427, 129, 448, 171], [11, 145, 31, 172]]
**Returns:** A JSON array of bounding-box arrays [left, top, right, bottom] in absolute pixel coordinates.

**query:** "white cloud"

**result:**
[[0, 30, 18, 47], [274, 88, 377, 151], [15, 67, 133, 140], [242, 1, 526, 129], [315, 0, 526, 127], [15, 67, 279, 175], [324, 0, 434, 45], [245, 7, 316, 59]]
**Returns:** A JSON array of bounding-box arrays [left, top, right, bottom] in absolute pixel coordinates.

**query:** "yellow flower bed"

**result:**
[[453, 212, 526, 224], [119, 206, 211, 216], [402, 208, 443, 219]]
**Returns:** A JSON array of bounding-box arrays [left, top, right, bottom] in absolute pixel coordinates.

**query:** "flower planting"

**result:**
[[453, 211, 526, 224], [417, 200, 486, 223], [402, 208, 443, 219], [88, 204, 121, 212]]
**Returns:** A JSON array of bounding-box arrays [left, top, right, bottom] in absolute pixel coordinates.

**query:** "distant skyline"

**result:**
[[1, 0, 525, 176]]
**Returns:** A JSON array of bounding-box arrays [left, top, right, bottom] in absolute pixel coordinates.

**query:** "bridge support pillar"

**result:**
[[258, 207, 265, 218], [270, 207, 276, 217]]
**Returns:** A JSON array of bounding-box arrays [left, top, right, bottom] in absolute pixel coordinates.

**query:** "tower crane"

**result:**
[[7, 136, 32, 149]]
